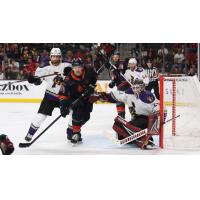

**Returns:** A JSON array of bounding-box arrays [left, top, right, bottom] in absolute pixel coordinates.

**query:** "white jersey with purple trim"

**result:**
[[124, 67, 149, 86], [35, 62, 72, 95], [110, 89, 159, 116]]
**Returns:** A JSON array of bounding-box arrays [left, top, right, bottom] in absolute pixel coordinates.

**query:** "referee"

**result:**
[[145, 59, 160, 100]]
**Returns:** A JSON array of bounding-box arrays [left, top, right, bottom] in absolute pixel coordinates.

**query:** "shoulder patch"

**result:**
[[139, 91, 155, 104]]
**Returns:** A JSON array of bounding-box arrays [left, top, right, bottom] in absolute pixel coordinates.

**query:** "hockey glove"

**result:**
[[27, 75, 42, 85], [60, 99, 70, 117], [63, 67, 72, 76], [84, 84, 96, 97], [108, 81, 116, 88]]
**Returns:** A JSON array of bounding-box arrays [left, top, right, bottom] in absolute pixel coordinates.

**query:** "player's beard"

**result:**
[[51, 60, 61, 66], [74, 70, 82, 76], [130, 66, 136, 71]]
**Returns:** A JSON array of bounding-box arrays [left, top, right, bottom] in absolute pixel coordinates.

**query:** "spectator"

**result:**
[[0, 43, 198, 80], [141, 46, 148, 59], [188, 64, 197, 76], [158, 44, 168, 57], [0, 64, 3, 79], [39, 50, 49, 67], [174, 49, 185, 65], [27, 58, 37, 74], [63, 50, 73, 62]]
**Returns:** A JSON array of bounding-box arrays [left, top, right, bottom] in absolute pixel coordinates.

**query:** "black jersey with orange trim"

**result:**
[[59, 67, 97, 100]]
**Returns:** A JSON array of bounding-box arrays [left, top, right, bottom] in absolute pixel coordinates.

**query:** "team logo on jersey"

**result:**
[[52, 75, 63, 88]]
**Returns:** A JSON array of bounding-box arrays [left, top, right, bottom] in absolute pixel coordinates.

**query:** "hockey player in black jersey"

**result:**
[[59, 58, 97, 144], [106, 50, 127, 118], [145, 59, 160, 100]]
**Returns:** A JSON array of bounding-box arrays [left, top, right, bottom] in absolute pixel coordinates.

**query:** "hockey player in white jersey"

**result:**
[[24, 48, 72, 142], [98, 79, 165, 149], [124, 58, 149, 86]]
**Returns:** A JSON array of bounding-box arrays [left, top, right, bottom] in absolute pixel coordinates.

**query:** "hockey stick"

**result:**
[[109, 62, 134, 88], [105, 115, 181, 146], [4, 72, 60, 86], [18, 92, 87, 148], [105, 128, 148, 146], [18, 115, 62, 148], [96, 64, 106, 75]]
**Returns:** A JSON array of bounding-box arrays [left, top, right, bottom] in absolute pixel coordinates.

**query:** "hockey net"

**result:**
[[159, 75, 200, 150]]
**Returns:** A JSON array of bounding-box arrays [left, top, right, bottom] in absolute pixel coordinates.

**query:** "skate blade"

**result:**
[[71, 141, 83, 147], [145, 145, 158, 150]]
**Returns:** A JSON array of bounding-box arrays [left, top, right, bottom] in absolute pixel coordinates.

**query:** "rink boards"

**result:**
[[0, 77, 200, 106]]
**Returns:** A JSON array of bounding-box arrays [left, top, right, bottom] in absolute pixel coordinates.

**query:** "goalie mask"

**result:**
[[50, 48, 62, 66], [131, 79, 145, 95]]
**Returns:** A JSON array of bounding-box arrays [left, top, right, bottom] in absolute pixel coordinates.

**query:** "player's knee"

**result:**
[[32, 113, 47, 128]]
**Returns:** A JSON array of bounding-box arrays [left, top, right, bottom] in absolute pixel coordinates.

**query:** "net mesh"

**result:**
[[163, 76, 200, 150]]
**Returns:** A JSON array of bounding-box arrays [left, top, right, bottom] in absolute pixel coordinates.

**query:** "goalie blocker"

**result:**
[[112, 112, 160, 149]]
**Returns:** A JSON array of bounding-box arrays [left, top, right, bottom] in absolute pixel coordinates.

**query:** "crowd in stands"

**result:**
[[0, 43, 198, 80], [131, 43, 197, 75]]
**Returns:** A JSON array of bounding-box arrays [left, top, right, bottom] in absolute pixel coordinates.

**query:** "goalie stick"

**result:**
[[105, 115, 180, 147]]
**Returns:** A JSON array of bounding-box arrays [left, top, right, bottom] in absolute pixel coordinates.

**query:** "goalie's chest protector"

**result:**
[[126, 90, 156, 116]]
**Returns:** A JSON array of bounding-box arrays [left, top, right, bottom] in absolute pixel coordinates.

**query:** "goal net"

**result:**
[[159, 75, 200, 150]]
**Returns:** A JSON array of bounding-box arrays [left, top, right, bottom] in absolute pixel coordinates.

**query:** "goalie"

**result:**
[[98, 79, 166, 149]]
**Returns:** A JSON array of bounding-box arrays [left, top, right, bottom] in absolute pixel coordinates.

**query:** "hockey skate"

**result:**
[[24, 133, 33, 142], [70, 133, 83, 146]]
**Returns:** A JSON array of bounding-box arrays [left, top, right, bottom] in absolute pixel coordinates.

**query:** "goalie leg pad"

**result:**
[[113, 116, 155, 149], [113, 116, 144, 145]]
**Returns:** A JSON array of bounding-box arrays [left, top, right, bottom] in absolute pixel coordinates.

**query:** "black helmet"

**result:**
[[71, 58, 84, 67], [113, 50, 120, 56], [146, 59, 152, 63]]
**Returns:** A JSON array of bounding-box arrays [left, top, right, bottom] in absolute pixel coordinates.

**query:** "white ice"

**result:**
[[1, 102, 200, 155]]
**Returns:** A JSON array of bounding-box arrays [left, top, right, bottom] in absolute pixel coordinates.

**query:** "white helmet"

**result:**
[[50, 48, 62, 57], [128, 58, 137, 65]]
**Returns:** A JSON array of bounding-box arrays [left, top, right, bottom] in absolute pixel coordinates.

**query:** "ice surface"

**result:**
[[0, 103, 200, 155]]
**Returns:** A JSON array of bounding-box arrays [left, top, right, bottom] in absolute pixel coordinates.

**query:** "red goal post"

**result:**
[[159, 75, 200, 149]]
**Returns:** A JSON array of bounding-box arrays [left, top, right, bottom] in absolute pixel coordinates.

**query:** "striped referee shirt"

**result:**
[[145, 67, 158, 82]]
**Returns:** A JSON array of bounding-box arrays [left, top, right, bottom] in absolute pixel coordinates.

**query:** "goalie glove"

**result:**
[[108, 81, 116, 88]]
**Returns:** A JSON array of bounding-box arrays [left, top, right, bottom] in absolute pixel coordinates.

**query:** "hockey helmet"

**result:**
[[71, 58, 84, 67], [50, 48, 62, 57], [132, 79, 145, 94]]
